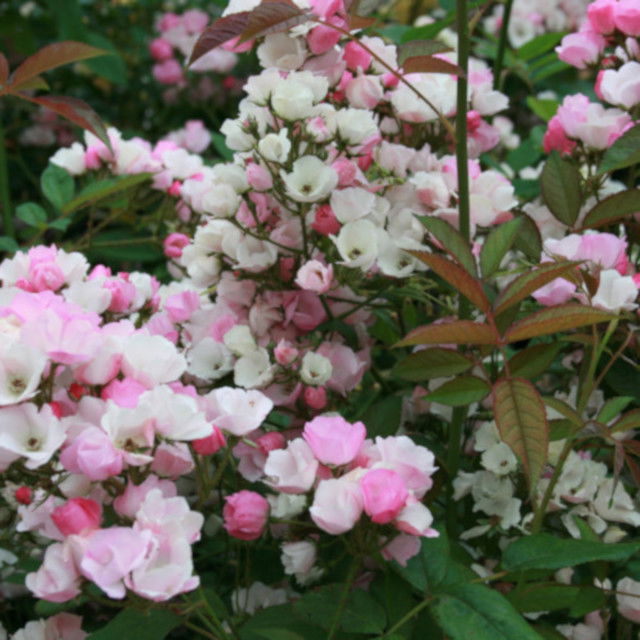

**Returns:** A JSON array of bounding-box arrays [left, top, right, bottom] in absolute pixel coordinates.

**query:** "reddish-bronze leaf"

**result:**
[[493, 377, 548, 489], [581, 189, 640, 229], [494, 261, 581, 315], [611, 409, 640, 434], [402, 55, 463, 76], [396, 320, 498, 346], [21, 94, 110, 148], [504, 305, 614, 343], [0, 53, 8, 86], [624, 451, 640, 487], [410, 251, 491, 313], [397, 40, 451, 65], [239, 1, 310, 43], [10, 41, 107, 88], [348, 15, 377, 29], [189, 12, 251, 65]]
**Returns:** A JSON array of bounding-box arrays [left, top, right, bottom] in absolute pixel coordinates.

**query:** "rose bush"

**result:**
[[1, 0, 640, 639]]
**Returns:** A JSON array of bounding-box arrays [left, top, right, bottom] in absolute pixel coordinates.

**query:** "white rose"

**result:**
[[299, 352, 333, 385], [281, 156, 338, 203]]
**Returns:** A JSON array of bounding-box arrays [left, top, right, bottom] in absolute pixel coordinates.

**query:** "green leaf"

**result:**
[[83, 32, 126, 84], [240, 604, 326, 640], [493, 262, 580, 316], [411, 251, 490, 312], [431, 582, 544, 640], [420, 216, 477, 275], [506, 583, 582, 613], [360, 395, 403, 437], [598, 124, 640, 175], [502, 533, 640, 571], [16, 202, 47, 228], [480, 218, 523, 278], [506, 343, 562, 380], [397, 320, 497, 347], [540, 152, 582, 226], [426, 376, 491, 407], [41, 163, 74, 210], [504, 305, 614, 343], [254, 630, 305, 640], [517, 32, 565, 60], [512, 213, 543, 261], [492, 377, 548, 488], [393, 348, 474, 381], [597, 396, 634, 424], [212, 132, 234, 161], [549, 418, 581, 440], [62, 173, 152, 214], [581, 189, 640, 229], [0, 236, 19, 253], [526, 97, 558, 122], [400, 18, 454, 42], [293, 584, 386, 634], [87, 608, 181, 640]]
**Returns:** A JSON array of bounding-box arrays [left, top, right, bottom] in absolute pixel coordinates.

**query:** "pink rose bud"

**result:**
[[382, 72, 399, 88], [257, 432, 286, 455], [295, 260, 334, 294], [343, 41, 372, 71], [51, 498, 102, 537], [15, 486, 33, 505], [307, 24, 341, 54], [163, 232, 190, 259], [304, 385, 327, 410], [149, 37, 174, 61], [223, 490, 269, 541], [361, 468, 408, 524], [274, 339, 299, 365], [312, 205, 341, 236], [192, 426, 226, 455], [303, 415, 366, 466], [153, 59, 184, 85], [246, 163, 273, 191]]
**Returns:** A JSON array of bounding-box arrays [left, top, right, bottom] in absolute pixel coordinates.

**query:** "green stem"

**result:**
[[446, 0, 472, 537], [383, 596, 434, 637], [493, 0, 514, 90], [0, 119, 13, 238], [327, 559, 360, 640]]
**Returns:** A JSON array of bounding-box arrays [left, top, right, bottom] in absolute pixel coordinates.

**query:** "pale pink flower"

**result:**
[[303, 415, 366, 466], [310, 476, 363, 534]]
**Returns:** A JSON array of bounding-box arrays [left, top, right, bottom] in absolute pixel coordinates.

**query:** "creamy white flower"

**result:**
[[231, 581, 289, 615], [281, 540, 318, 582], [591, 269, 637, 312], [330, 187, 375, 224], [223, 325, 258, 357], [335, 108, 378, 144], [234, 348, 275, 389], [333, 219, 379, 270], [300, 352, 332, 386], [0, 342, 47, 406], [267, 493, 307, 519], [481, 442, 518, 476], [188, 338, 234, 381], [257, 32, 308, 70], [220, 118, 255, 151], [282, 156, 338, 203], [258, 129, 292, 163], [593, 478, 640, 527], [50, 142, 86, 175]]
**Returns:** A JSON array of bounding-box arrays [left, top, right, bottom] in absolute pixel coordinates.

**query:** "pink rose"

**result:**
[[303, 415, 366, 466], [588, 0, 617, 33], [381, 534, 421, 566], [60, 427, 123, 482], [343, 41, 372, 71], [25, 542, 81, 603], [615, 0, 640, 35], [51, 498, 102, 537], [361, 468, 408, 524], [264, 438, 319, 493], [223, 490, 269, 541], [163, 232, 190, 259], [556, 31, 605, 69]]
